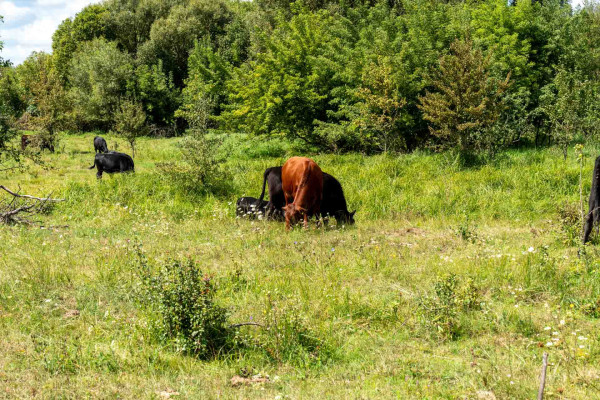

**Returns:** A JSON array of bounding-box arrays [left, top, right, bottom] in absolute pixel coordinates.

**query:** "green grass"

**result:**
[[2, 133, 600, 398]]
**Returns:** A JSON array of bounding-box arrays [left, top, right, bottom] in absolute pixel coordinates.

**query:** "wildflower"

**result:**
[[559, 320, 566, 326], [528, 247, 535, 253], [331, 247, 335, 252], [544, 326, 551, 331], [510, 381, 515, 385], [579, 345, 585, 349], [546, 342, 553, 347]]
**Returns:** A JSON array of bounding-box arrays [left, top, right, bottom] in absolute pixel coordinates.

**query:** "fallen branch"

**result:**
[[0, 185, 64, 225], [229, 322, 264, 329], [0, 185, 64, 202]]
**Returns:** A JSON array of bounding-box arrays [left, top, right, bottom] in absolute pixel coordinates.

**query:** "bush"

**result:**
[[259, 294, 334, 367], [417, 274, 481, 341], [113, 99, 148, 158], [136, 248, 232, 358], [157, 134, 232, 195]]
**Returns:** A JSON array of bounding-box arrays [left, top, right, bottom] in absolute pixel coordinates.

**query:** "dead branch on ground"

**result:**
[[0, 185, 64, 225]]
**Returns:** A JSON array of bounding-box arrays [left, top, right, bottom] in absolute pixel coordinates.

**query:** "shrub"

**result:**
[[136, 249, 232, 358], [157, 134, 232, 195], [417, 274, 481, 341], [260, 294, 334, 367], [418, 39, 510, 155], [113, 99, 148, 158]]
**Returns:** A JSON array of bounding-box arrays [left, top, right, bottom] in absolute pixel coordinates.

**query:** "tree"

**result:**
[[418, 39, 511, 154], [23, 53, 71, 151], [69, 39, 134, 130], [177, 39, 231, 132], [52, 4, 110, 85], [137, 0, 233, 87], [113, 99, 148, 158], [0, 16, 20, 170], [353, 57, 407, 152]]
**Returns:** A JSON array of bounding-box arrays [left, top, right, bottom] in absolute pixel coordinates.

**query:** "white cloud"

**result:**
[[1, 0, 100, 65]]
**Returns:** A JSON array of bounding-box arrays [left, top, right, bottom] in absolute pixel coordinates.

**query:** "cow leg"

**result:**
[[303, 212, 309, 229], [584, 206, 595, 244]]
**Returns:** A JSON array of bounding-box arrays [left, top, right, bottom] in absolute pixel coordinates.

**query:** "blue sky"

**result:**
[[1, 0, 99, 65], [0, 0, 590, 66]]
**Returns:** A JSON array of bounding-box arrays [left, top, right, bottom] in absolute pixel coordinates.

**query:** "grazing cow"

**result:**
[[258, 166, 355, 224], [89, 151, 134, 179], [281, 157, 323, 230], [21, 134, 54, 152], [258, 166, 285, 219], [236, 197, 268, 219], [93, 136, 109, 153], [584, 155, 600, 244], [321, 173, 356, 224]]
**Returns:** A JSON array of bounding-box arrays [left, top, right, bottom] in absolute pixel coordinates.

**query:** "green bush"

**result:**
[[417, 274, 481, 341], [157, 134, 232, 195], [136, 249, 232, 358], [260, 294, 334, 367]]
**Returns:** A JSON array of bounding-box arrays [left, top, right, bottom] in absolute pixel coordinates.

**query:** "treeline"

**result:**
[[1, 0, 600, 155]]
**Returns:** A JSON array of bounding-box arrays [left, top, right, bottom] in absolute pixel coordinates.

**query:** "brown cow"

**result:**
[[281, 156, 323, 230]]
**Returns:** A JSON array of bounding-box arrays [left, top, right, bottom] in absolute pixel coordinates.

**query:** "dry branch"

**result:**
[[0, 185, 64, 225]]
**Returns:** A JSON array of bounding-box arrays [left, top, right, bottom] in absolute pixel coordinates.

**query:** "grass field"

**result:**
[[2, 133, 600, 399]]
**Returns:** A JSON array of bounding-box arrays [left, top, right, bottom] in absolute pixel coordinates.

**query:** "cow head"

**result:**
[[283, 203, 306, 226], [336, 209, 356, 225]]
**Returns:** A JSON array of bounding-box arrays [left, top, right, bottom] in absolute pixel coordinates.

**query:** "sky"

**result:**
[[0, 0, 99, 65], [0, 0, 590, 66]]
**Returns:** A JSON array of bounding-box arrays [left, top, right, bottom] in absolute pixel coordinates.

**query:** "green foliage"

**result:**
[[419, 39, 510, 155], [176, 40, 232, 132], [113, 100, 148, 158], [541, 69, 600, 159], [137, 0, 233, 87], [260, 293, 334, 367], [221, 6, 345, 149], [136, 250, 232, 358], [16, 53, 70, 150], [52, 4, 110, 85], [69, 39, 134, 130], [134, 61, 180, 126], [418, 274, 481, 341], [157, 134, 232, 195]]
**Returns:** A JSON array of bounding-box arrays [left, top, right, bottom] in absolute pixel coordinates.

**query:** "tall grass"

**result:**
[[1, 133, 600, 398]]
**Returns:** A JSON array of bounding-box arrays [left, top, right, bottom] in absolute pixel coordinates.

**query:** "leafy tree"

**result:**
[[52, 4, 110, 85], [541, 70, 600, 159], [113, 99, 148, 158], [353, 57, 407, 152], [221, 7, 346, 149], [177, 40, 231, 132], [17, 53, 70, 151], [134, 61, 180, 126], [69, 39, 134, 130], [0, 16, 20, 170], [418, 39, 510, 154], [137, 0, 233, 87]]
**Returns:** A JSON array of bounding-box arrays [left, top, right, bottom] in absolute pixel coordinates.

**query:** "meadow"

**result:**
[[1, 133, 600, 399]]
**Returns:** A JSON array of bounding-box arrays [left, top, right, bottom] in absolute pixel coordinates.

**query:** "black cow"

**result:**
[[584, 155, 600, 244], [89, 151, 134, 179], [94, 136, 109, 153], [258, 166, 355, 224], [236, 197, 284, 220]]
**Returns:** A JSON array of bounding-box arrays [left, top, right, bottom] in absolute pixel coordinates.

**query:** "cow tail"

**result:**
[[89, 159, 96, 169], [258, 168, 270, 202]]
